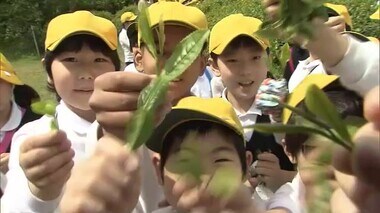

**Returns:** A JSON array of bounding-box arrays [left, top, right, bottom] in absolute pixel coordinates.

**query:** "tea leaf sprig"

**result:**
[[31, 100, 58, 130], [258, 0, 328, 42], [125, 1, 210, 150]]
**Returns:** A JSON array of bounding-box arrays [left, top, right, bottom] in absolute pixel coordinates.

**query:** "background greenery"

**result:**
[[1, 0, 379, 100]]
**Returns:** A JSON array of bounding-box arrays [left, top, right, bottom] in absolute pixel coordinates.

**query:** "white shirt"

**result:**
[[125, 63, 138, 72], [326, 36, 380, 96], [190, 70, 213, 98], [0, 100, 23, 142], [221, 88, 262, 141], [2, 101, 92, 213], [119, 28, 134, 63], [288, 59, 325, 93], [211, 76, 225, 98]]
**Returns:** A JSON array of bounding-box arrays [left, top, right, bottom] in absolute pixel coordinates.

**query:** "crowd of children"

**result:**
[[0, 0, 379, 212]]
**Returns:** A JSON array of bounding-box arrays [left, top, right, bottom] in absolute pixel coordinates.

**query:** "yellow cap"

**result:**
[[45, 10, 117, 51], [368, 37, 379, 44], [209, 14, 269, 55], [324, 3, 353, 28], [0, 53, 24, 85], [282, 74, 339, 124], [146, 1, 207, 30], [146, 97, 244, 152], [121, 12, 137, 23], [370, 8, 379, 20]]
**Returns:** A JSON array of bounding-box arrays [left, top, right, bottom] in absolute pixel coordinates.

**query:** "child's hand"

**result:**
[[256, 152, 287, 192], [325, 16, 346, 33], [255, 78, 287, 122], [89, 71, 172, 139], [19, 131, 74, 200], [173, 175, 259, 213], [0, 153, 10, 174], [262, 0, 280, 20], [60, 135, 140, 213]]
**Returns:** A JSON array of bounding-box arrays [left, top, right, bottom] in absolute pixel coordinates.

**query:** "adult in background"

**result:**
[[119, 12, 137, 68]]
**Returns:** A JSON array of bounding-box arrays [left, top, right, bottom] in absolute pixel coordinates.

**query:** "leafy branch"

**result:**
[[258, 0, 328, 42]]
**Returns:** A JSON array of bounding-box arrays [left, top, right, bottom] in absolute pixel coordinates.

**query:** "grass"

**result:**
[[12, 55, 56, 101]]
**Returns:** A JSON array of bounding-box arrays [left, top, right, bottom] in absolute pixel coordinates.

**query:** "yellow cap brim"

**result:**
[[1, 70, 24, 85], [282, 74, 339, 124], [211, 33, 268, 55], [47, 30, 117, 51], [145, 108, 245, 153], [370, 9, 379, 20]]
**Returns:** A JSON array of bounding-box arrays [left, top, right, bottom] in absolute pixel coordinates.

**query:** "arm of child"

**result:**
[[2, 121, 73, 213], [59, 134, 141, 213], [261, 0, 379, 96]]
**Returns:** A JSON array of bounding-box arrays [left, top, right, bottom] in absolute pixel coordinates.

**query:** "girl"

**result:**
[[0, 53, 41, 194], [1, 10, 120, 213]]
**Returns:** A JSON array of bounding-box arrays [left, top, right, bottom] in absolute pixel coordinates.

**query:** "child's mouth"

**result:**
[[238, 81, 254, 87]]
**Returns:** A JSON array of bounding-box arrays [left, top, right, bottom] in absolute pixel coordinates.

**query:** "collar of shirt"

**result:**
[[299, 58, 322, 74], [1, 100, 22, 132], [221, 88, 262, 117], [56, 101, 92, 137]]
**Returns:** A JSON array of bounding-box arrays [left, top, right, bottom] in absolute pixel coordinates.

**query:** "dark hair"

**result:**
[[285, 89, 363, 158], [160, 120, 247, 179], [210, 35, 268, 61], [127, 23, 138, 51], [13, 84, 40, 108], [43, 34, 121, 97]]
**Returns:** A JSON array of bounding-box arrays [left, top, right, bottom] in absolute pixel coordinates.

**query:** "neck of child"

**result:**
[[226, 91, 255, 113], [309, 52, 320, 61], [0, 101, 12, 129], [66, 105, 96, 123]]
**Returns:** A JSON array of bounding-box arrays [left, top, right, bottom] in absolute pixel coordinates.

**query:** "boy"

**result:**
[[146, 96, 258, 212], [61, 2, 208, 212], [208, 14, 295, 194]]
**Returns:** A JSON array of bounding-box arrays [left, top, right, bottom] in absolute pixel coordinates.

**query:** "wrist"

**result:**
[[28, 182, 62, 201]]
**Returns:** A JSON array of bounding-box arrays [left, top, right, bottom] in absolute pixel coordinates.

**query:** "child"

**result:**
[[208, 14, 295, 195], [2, 10, 121, 212], [120, 11, 138, 68], [0, 53, 41, 195], [146, 96, 258, 212], [60, 2, 209, 212], [281, 74, 364, 212]]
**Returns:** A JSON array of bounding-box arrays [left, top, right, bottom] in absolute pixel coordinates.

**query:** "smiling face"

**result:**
[[135, 25, 206, 104], [212, 36, 268, 102], [162, 129, 244, 210], [51, 44, 116, 111]]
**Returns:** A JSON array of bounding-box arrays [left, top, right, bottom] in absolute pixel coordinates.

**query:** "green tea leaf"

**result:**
[[208, 167, 241, 200], [253, 123, 331, 139], [163, 29, 210, 79], [345, 116, 366, 138], [31, 100, 58, 130], [158, 15, 165, 59], [258, 0, 328, 41], [138, 1, 158, 59], [279, 43, 290, 70], [305, 85, 351, 143]]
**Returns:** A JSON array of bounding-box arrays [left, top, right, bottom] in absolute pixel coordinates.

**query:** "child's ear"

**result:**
[[152, 153, 164, 185], [282, 139, 297, 164], [134, 48, 144, 73], [245, 151, 253, 167], [209, 57, 221, 77]]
